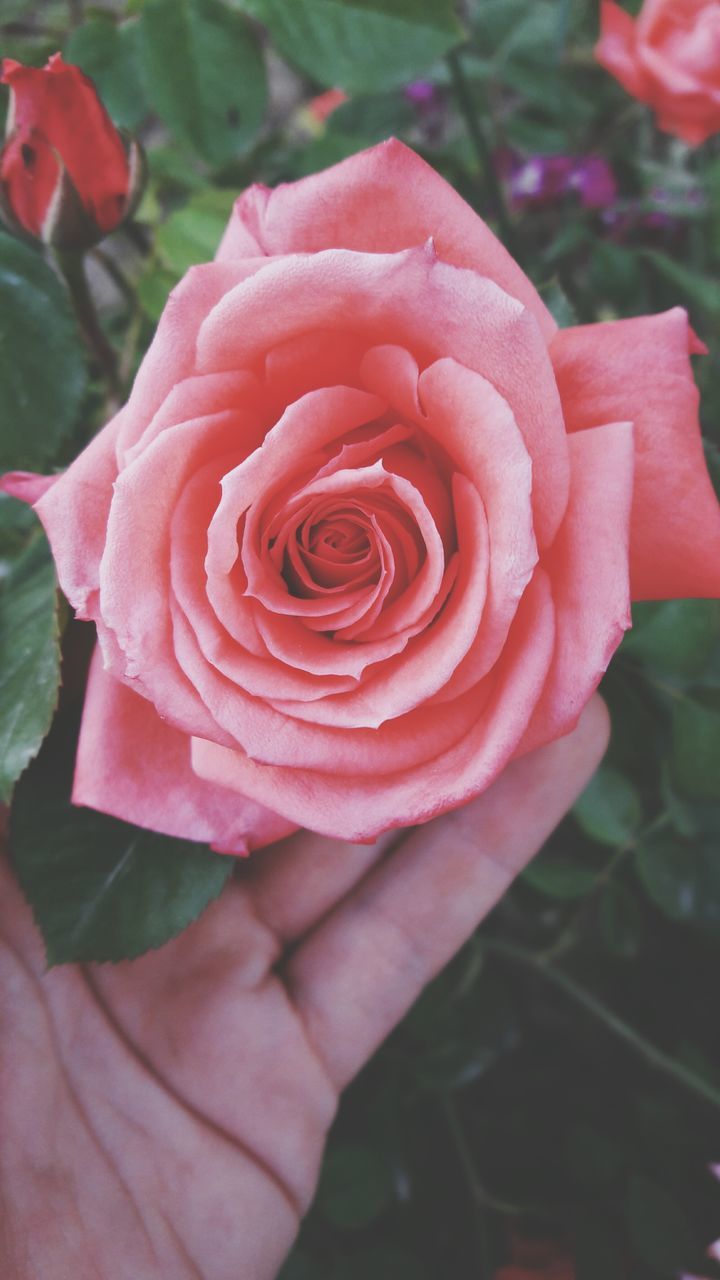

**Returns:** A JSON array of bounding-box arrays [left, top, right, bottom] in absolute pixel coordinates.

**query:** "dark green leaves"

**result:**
[[624, 1174, 697, 1273], [139, 0, 267, 165], [11, 764, 234, 965], [66, 16, 149, 131], [574, 767, 642, 847], [317, 1144, 394, 1229], [0, 530, 61, 802], [0, 233, 87, 471], [241, 0, 463, 93]]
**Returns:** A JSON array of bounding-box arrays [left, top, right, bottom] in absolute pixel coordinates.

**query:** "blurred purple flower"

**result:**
[[404, 80, 438, 106], [497, 149, 617, 212]]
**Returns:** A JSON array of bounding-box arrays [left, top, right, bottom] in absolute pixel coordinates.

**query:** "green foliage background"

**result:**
[[1, 0, 720, 1275]]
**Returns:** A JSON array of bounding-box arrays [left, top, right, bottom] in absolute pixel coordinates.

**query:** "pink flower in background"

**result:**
[[306, 88, 348, 125], [596, 0, 720, 144]]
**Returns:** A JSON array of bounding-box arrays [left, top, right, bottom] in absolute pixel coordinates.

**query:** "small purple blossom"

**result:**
[[404, 80, 438, 106], [497, 149, 617, 212]]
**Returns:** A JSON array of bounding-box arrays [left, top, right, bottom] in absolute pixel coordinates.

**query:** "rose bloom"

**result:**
[[0, 53, 142, 247], [596, 0, 720, 145], [5, 141, 720, 853]]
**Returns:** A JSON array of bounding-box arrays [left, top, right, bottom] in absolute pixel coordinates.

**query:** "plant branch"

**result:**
[[56, 250, 121, 403], [446, 47, 519, 259], [484, 939, 720, 1115]]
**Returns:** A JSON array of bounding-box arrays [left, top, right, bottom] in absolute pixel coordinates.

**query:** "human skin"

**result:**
[[0, 696, 608, 1280]]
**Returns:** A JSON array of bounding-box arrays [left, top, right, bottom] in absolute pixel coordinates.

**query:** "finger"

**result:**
[[240, 828, 401, 942], [286, 695, 610, 1089]]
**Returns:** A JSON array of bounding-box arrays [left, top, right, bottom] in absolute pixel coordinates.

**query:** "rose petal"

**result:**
[[189, 570, 555, 843], [517, 422, 634, 755], [115, 260, 267, 464], [216, 139, 556, 341], [74, 649, 294, 855], [551, 308, 720, 599], [270, 474, 488, 728], [197, 246, 569, 547]]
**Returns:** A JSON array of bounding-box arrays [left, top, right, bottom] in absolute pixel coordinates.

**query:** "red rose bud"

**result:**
[[0, 53, 145, 249]]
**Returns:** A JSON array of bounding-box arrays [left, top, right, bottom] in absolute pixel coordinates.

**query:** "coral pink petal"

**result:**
[[360, 344, 424, 421], [270, 474, 489, 728], [206, 386, 385, 577], [189, 570, 555, 843], [33, 409, 124, 620], [123, 370, 265, 467], [0, 471, 57, 505], [216, 139, 556, 341], [418, 358, 537, 693], [263, 329, 367, 415], [170, 597, 489, 776], [170, 460, 356, 703], [74, 650, 293, 855], [196, 246, 569, 547], [115, 260, 268, 464], [551, 308, 720, 599], [98, 409, 265, 741], [518, 423, 634, 755]]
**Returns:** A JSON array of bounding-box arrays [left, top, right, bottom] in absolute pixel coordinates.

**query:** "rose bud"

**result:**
[[596, 0, 720, 145], [0, 53, 145, 250]]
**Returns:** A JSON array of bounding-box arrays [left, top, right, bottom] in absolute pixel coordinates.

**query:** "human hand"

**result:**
[[0, 696, 609, 1280]]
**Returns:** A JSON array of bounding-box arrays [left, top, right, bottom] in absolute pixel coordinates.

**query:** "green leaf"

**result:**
[[635, 837, 698, 922], [137, 261, 181, 322], [317, 1144, 394, 1229], [239, 0, 463, 93], [671, 698, 720, 801], [600, 882, 643, 960], [0, 233, 87, 471], [573, 767, 642, 847], [624, 1173, 696, 1272], [10, 760, 234, 965], [565, 1122, 624, 1186], [624, 600, 720, 682], [330, 1248, 424, 1280], [642, 248, 720, 318], [522, 851, 597, 899], [65, 16, 149, 131], [573, 1214, 626, 1280], [0, 533, 60, 803], [139, 0, 267, 165], [539, 279, 578, 328], [155, 188, 236, 276]]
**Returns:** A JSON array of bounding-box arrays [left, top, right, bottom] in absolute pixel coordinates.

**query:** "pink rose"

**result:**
[[5, 141, 720, 852], [596, 0, 720, 145]]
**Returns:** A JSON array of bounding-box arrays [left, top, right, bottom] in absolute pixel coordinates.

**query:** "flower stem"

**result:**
[[56, 250, 121, 403], [484, 939, 720, 1115], [446, 48, 519, 259]]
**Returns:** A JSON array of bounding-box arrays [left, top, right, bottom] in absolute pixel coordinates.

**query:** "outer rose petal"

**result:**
[[115, 260, 267, 464], [216, 139, 556, 343], [33, 409, 125, 618], [517, 422, 634, 756], [74, 650, 294, 855], [550, 308, 720, 600], [596, 0, 648, 100]]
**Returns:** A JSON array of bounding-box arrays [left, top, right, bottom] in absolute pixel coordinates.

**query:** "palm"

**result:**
[[0, 697, 608, 1280]]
